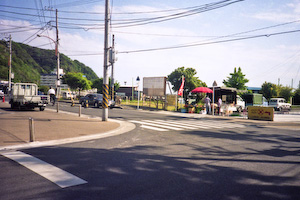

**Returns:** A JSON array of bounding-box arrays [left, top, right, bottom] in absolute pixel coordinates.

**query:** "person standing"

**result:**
[[204, 96, 211, 114], [217, 97, 222, 115]]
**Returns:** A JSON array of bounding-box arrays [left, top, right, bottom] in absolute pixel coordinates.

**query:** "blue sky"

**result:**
[[1, 0, 300, 90]]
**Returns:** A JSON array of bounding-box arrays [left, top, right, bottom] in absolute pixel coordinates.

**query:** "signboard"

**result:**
[[143, 77, 166, 96], [248, 106, 274, 121]]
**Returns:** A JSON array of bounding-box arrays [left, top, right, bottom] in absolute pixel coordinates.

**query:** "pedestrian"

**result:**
[[204, 96, 211, 114], [48, 87, 56, 105], [217, 97, 222, 115]]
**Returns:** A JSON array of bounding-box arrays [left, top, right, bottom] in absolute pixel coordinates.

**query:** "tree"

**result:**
[[293, 88, 300, 105], [223, 67, 249, 90], [92, 78, 120, 95], [38, 85, 49, 94], [261, 82, 278, 100], [278, 86, 293, 102], [168, 67, 206, 104], [63, 72, 91, 96]]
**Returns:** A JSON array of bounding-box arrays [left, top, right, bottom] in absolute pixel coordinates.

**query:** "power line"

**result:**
[[118, 29, 300, 54]]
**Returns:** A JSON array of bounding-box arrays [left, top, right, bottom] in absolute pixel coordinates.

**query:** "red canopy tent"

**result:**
[[191, 87, 213, 94]]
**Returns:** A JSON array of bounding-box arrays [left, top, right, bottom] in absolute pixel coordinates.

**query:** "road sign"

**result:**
[[248, 106, 274, 121]]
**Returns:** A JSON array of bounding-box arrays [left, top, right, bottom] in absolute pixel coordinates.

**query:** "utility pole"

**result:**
[[56, 9, 60, 99], [8, 34, 12, 92], [102, 0, 110, 121], [110, 34, 115, 101]]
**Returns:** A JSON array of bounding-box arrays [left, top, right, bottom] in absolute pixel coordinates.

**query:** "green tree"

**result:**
[[92, 78, 120, 95], [261, 82, 278, 100], [63, 72, 91, 96], [168, 67, 206, 104], [278, 86, 293, 102], [293, 88, 300, 105], [223, 67, 249, 90], [38, 85, 49, 94]]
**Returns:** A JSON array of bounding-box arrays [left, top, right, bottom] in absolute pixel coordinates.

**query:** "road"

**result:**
[[1, 102, 300, 200]]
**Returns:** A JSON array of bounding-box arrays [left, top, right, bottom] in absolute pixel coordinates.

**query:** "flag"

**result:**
[[178, 76, 185, 96]]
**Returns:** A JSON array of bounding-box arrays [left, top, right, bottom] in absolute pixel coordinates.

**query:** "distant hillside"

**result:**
[[0, 40, 98, 84]]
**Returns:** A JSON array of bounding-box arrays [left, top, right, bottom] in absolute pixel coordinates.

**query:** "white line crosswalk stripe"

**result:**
[[130, 119, 246, 132], [130, 120, 183, 131]]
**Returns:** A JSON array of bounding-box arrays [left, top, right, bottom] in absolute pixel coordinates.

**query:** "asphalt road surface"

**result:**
[[1, 102, 299, 200]]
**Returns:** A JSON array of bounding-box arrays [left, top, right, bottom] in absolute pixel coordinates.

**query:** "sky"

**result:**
[[1, 0, 300, 91]]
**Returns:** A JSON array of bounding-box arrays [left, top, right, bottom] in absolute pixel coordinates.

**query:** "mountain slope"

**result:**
[[0, 40, 98, 84]]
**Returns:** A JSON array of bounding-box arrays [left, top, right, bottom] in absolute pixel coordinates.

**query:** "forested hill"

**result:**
[[0, 40, 98, 84]]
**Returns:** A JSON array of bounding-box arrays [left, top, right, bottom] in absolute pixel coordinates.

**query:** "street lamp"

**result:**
[[37, 34, 60, 97], [136, 76, 140, 110], [212, 81, 218, 116]]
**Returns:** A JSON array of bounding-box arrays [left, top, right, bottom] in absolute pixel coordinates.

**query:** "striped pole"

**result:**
[[102, 84, 109, 109]]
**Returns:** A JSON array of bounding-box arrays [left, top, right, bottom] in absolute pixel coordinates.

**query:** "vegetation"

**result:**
[[279, 86, 293, 102], [261, 82, 278, 100], [92, 78, 120, 95], [0, 40, 98, 84], [294, 88, 300, 105], [167, 67, 206, 104], [63, 72, 92, 95], [223, 67, 249, 90]]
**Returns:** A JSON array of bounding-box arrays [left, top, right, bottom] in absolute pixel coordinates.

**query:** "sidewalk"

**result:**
[[0, 102, 134, 150]]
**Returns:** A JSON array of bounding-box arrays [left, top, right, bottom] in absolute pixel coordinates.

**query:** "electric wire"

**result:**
[[118, 29, 300, 54]]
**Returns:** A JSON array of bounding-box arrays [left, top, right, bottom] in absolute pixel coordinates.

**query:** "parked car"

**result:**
[[79, 93, 115, 108], [268, 98, 291, 111]]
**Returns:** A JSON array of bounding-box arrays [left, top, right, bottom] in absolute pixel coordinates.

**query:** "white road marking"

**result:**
[[141, 125, 168, 131], [130, 119, 246, 132], [1, 151, 87, 188], [130, 120, 183, 130], [154, 120, 198, 129]]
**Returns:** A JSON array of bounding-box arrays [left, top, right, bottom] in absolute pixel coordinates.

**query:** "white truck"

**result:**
[[268, 98, 291, 111], [9, 83, 49, 111]]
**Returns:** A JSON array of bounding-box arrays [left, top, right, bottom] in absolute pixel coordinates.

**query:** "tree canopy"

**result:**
[[223, 67, 249, 90], [261, 82, 278, 100], [168, 67, 206, 103], [63, 72, 91, 91], [279, 86, 293, 102]]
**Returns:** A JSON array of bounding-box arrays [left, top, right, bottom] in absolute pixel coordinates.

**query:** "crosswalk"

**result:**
[[129, 119, 246, 132]]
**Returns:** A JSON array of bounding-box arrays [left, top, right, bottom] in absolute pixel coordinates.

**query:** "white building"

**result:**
[[40, 69, 69, 90]]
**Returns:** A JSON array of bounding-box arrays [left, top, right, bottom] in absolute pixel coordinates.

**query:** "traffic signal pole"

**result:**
[[102, 0, 110, 121]]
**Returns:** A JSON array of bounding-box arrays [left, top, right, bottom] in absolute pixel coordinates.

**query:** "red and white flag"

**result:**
[[178, 76, 185, 96]]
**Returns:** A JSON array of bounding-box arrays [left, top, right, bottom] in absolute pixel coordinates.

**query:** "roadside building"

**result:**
[[116, 85, 139, 99], [40, 69, 68, 90]]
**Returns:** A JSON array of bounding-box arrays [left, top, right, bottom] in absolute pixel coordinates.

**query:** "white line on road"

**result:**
[[140, 125, 168, 131], [130, 120, 183, 130], [1, 151, 87, 188]]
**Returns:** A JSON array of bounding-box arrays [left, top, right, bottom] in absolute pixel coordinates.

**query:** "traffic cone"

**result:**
[[2, 95, 5, 102]]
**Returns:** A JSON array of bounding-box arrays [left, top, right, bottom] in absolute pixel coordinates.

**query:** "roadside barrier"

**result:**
[[29, 118, 35, 142], [79, 104, 81, 117]]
